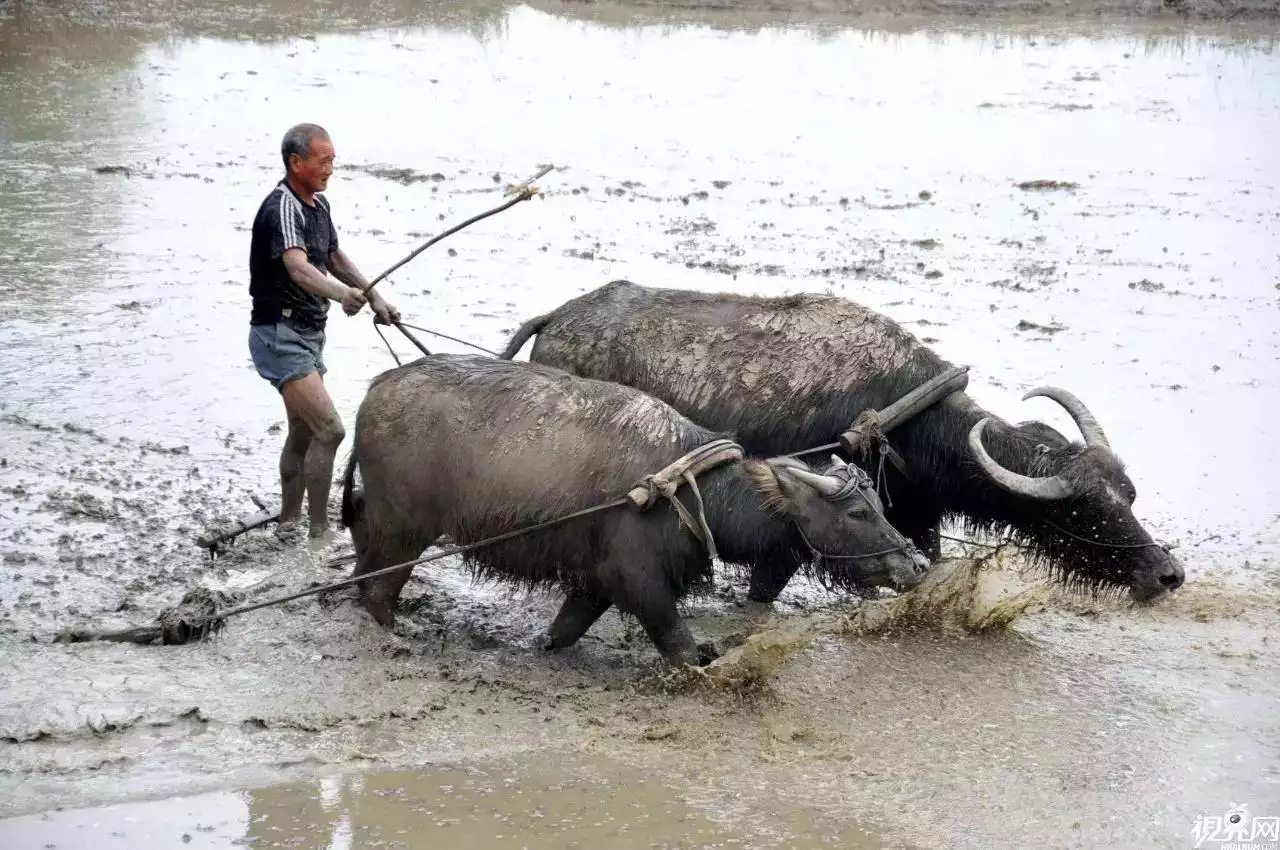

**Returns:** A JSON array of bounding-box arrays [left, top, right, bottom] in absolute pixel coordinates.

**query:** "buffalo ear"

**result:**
[[742, 459, 788, 515]]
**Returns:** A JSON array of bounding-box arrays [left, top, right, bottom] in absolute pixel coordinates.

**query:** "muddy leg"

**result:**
[[628, 589, 706, 667], [886, 500, 943, 563], [280, 372, 346, 538], [542, 589, 612, 651], [353, 534, 430, 627], [278, 411, 311, 527], [746, 559, 800, 604], [918, 523, 942, 562]]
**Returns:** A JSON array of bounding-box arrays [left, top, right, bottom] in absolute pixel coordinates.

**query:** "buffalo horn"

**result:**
[[779, 465, 844, 499], [969, 419, 1074, 501], [1022, 386, 1111, 450]]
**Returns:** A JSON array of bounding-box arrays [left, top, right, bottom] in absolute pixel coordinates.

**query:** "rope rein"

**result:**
[[150, 441, 747, 635], [161, 438, 919, 639], [1040, 518, 1169, 551], [210, 495, 634, 624], [372, 320, 499, 364]]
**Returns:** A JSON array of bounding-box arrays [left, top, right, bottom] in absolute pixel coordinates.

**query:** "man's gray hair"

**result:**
[[281, 123, 330, 170]]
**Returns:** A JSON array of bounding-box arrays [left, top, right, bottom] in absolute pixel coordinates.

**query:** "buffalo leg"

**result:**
[[888, 508, 943, 563], [891, 525, 941, 563], [746, 559, 800, 604], [542, 589, 612, 651], [602, 521, 708, 666], [918, 524, 942, 562], [624, 589, 703, 667], [353, 531, 432, 627]]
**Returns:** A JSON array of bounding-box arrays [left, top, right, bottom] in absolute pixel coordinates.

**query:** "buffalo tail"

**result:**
[[498, 311, 553, 359]]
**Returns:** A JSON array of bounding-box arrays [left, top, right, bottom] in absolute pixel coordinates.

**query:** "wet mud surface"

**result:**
[[2, 2, 1280, 849]]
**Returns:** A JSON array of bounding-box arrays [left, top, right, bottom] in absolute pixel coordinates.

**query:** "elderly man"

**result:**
[[247, 122, 400, 542]]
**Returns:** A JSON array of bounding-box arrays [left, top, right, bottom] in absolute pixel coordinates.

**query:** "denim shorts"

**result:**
[[249, 320, 327, 392]]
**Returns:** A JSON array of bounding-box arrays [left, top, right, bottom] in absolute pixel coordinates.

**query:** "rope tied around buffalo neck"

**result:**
[[794, 462, 911, 563], [625, 439, 745, 562]]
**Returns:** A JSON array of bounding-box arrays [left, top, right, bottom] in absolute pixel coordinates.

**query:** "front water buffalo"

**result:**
[[339, 354, 929, 666], [499, 279, 1186, 605]]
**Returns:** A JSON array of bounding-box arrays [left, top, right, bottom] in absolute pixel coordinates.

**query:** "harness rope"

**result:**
[[624, 439, 744, 561], [373, 320, 499, 365], [70, 440, 752, 643], [792, 463, 908, 563], [1041, 518, 1170, 551]]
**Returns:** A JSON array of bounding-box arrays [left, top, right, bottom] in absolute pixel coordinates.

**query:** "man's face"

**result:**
[[289, 135, 335, 193]]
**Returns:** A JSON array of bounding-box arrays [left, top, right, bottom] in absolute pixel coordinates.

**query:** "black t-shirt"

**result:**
[[248, 179, 340, 330]]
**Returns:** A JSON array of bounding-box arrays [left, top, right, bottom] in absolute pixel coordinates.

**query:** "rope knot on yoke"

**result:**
[[839, 409, 884, 458], [839, 409, 910, 509], [626, 439, 744, 561]]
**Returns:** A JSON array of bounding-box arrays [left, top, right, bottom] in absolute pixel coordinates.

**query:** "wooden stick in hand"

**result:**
[[364, 163, 555, 297]]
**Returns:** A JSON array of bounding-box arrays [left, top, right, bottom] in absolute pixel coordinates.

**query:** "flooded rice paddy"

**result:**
[[1, 1, 1278, 848]]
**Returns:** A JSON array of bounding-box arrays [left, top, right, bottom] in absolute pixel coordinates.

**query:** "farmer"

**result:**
[[247, 122, 400, 542]]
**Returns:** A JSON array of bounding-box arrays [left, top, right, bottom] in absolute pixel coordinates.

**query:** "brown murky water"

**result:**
[[0, 749, 891, 849], [2, 2, 1279, 849]]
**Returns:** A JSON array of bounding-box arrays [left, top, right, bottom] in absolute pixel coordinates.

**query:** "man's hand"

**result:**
[[341, 287, 367, 316], [370, 293, 401, 326]]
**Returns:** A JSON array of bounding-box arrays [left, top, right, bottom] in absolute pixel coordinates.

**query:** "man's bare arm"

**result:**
[[325, 247, 370, 290], [327, 248, 400, 323], [283, 248, 365, 312]]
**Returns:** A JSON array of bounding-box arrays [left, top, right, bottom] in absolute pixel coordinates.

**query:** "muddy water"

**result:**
[[2, 2, 1279, 849], [0, 749, 888, 849]]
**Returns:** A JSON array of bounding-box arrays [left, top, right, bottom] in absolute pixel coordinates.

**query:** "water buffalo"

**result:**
[[339, 354, 929, 666], [499, 279, 1186, 604]]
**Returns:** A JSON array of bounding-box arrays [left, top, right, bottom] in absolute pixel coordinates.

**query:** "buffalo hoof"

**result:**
[[695, 641, 720, 667], [360, 596, 397, 628], [540, 629, 585, 652]]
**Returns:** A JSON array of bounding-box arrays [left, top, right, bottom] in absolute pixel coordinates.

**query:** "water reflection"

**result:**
[[0, 753, 893, 849], [236, 755, 891, 849]]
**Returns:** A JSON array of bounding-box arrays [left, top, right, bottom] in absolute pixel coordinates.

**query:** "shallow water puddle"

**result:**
[[0, 751, 889, 849]]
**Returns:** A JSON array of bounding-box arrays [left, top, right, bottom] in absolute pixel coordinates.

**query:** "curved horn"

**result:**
[[778, 465, 844, 499], [1022, 386, 1111, 450], [968, 419, 1074, 501]]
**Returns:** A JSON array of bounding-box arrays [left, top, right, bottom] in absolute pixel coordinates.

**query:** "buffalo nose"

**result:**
[[1159, 563, 1185, 591]]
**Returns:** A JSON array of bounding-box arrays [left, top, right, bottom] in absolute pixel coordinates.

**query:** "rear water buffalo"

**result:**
[[339, 354, 929, 666], [500, 279, 1186, 604]]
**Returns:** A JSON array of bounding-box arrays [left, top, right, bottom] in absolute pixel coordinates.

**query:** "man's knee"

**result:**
[[311, 413, 345, 448]]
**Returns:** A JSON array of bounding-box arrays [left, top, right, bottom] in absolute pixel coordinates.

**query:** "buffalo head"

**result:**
[[749, 454, 931, 593], [968, 386, 1184, 602]]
